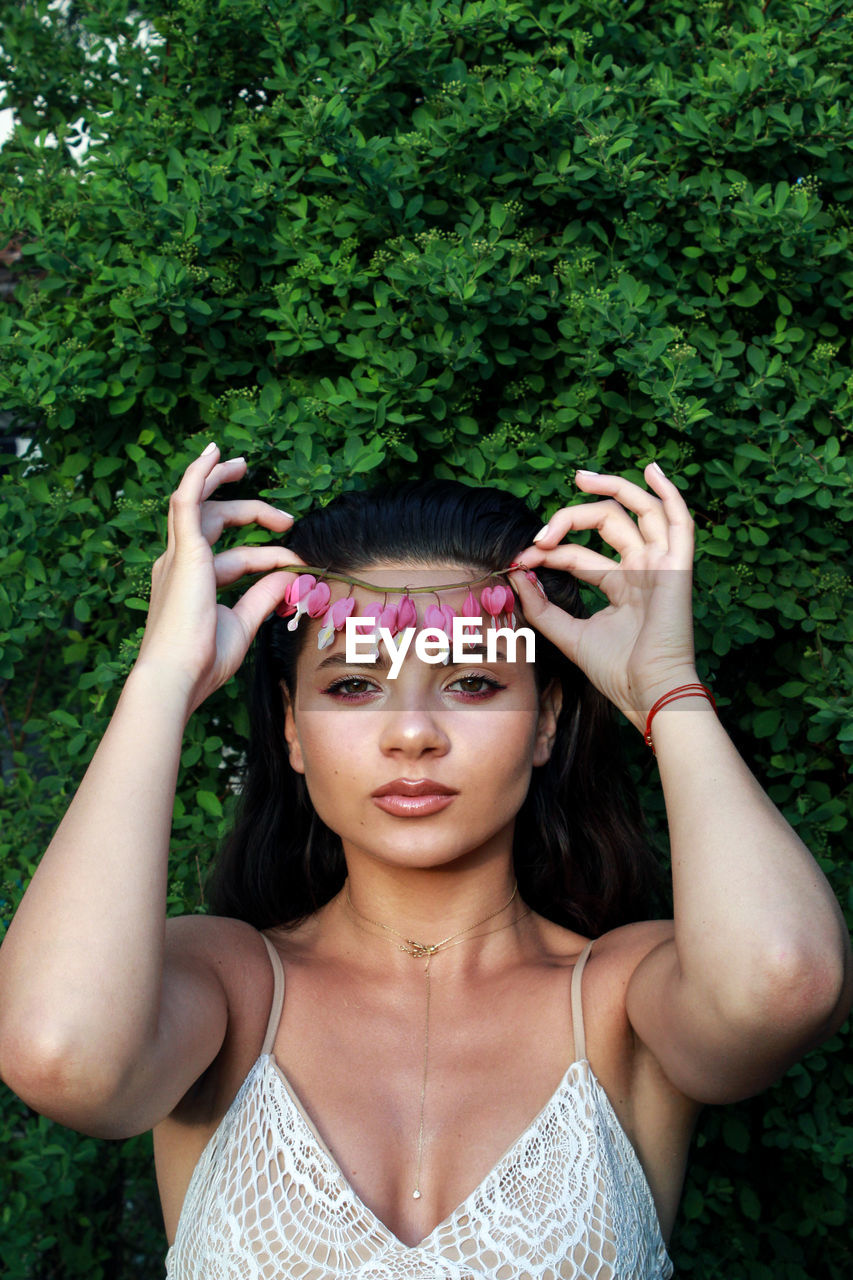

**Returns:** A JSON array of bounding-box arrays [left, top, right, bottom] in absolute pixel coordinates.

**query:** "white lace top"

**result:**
[[165, 936, 674, 1279]]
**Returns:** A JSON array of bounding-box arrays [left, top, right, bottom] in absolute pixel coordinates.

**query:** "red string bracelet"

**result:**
[[644, 683, 717, 754]]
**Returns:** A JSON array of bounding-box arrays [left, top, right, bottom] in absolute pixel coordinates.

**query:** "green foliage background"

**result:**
[[1, 0, 851, 1275]]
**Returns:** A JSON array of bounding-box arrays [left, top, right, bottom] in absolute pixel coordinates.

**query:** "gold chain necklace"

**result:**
[[344, 881, 525, 1200]]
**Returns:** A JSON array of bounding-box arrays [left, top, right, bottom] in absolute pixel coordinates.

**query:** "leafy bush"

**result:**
[[1, 1, 850, 1275]]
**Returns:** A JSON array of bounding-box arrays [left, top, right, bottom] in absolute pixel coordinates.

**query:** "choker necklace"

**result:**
[[344, 881, 525, 1201]]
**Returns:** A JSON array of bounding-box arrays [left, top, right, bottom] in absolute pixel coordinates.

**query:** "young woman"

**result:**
[[0, 446, 849, 1279]]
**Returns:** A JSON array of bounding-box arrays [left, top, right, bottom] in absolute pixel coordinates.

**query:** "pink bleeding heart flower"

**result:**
[[397, 595, 418, 630], [424, 603, 454, 664], [461, 590, 480, 618], [356, 602, 383, 658], [424, 603, 448, 635], [306, 581, 331, 618], [285, 575, 318, 631], [348, 600, 382, 640], [289, 575, 316, 603], [275, 571, 314, 619], [346, 601, 382, 638], [503, 588, 517, 628], [379, 603, 400, 635], [480, 583, 509, 628], [334, 596, 357, 626], [457, 591, 482, 653], [317, 596, 356, 649]]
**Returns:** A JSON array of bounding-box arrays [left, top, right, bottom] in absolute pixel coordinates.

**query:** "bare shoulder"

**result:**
[[579, 918, 679, 1069], [164, 912, 274, 992], [570, 919, 697, 1121], [527, 915, 681, 1077], [162, 914, 278, 1113], [579, 920, 698, 1238], [590, 917, 675, 966], [529, 914, 675, 979]]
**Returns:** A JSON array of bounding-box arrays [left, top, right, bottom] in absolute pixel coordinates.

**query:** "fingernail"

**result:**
[[575, 469, 599, 479], [650, 461, 666, 478], [527, 571, 548, 600], [201, 441, 217, 456], [279, 509, 294, 519], [532, 525, 550, 543], [231, 456, 246, 465]]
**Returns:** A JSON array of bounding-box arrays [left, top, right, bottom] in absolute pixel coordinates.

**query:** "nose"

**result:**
[[377, 698, 451, 759]]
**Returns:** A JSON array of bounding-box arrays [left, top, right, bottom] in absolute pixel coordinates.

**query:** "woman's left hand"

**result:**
[[508, 462, 699, 733]]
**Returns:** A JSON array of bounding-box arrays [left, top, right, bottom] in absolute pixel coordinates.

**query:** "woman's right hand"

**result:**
[[136, 443, 302, 713]]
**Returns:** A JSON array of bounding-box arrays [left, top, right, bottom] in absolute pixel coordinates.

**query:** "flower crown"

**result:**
[[274, 564, 543, 651]]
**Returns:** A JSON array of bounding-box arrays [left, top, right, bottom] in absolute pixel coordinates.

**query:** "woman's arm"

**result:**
[[511, 464, 852, 1103], [0, 446, 296, 1135], [622, 691, 851, 1103]]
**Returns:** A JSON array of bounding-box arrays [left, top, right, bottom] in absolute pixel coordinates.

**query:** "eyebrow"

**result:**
[[315, 651, 511, 671]]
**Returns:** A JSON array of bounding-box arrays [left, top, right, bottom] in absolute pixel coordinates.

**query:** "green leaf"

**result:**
[[196, 789, 223, 818], [773, 181, 790, 213], [746, 347, 766, 375], [260, 382, 282, 415], [739, 1186, 761, 1222], [753, 708, 782, 737], [192, 104, 221, 134], [48, 709, 80, 729], [734, 444, 769, 463], [598, 424, 619, 454], [490, 203, 508, 230], [731, 281, 763, 307]]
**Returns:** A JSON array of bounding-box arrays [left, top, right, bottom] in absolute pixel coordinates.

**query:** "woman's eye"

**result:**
[[449, 675, 504, 699], [323, 676, 377, 701]]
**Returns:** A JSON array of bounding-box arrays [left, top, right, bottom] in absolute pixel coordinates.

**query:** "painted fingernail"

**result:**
[[650, 461, 666, 478], [575, 469, 599, 479], [279, 509, 294, 519], [532, 524, 550, 543], [201, 441, 217, 456]]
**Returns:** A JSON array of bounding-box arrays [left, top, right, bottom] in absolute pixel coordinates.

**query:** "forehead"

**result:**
[[342, 561, 486, 605], [307, 561, 504, 618]]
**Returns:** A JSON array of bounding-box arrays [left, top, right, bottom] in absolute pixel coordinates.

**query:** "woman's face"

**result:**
[[281, 564, 562, 874]]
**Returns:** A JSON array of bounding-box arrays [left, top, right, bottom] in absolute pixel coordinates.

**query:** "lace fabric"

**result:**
[[165, 1051, 674, 1279]]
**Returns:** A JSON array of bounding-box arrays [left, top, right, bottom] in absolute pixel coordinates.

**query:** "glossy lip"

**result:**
[[372, 793, 457, 816], [371, 778, 458, 817], [371, 778, 458, 798]]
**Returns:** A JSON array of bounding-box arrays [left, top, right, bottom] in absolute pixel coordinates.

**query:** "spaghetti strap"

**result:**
[[259, 933, 286, 1056], [570, 939, 595, 1062]]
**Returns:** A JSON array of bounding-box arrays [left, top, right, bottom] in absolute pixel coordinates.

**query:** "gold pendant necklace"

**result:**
[[344, 881, 525, 1200]]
